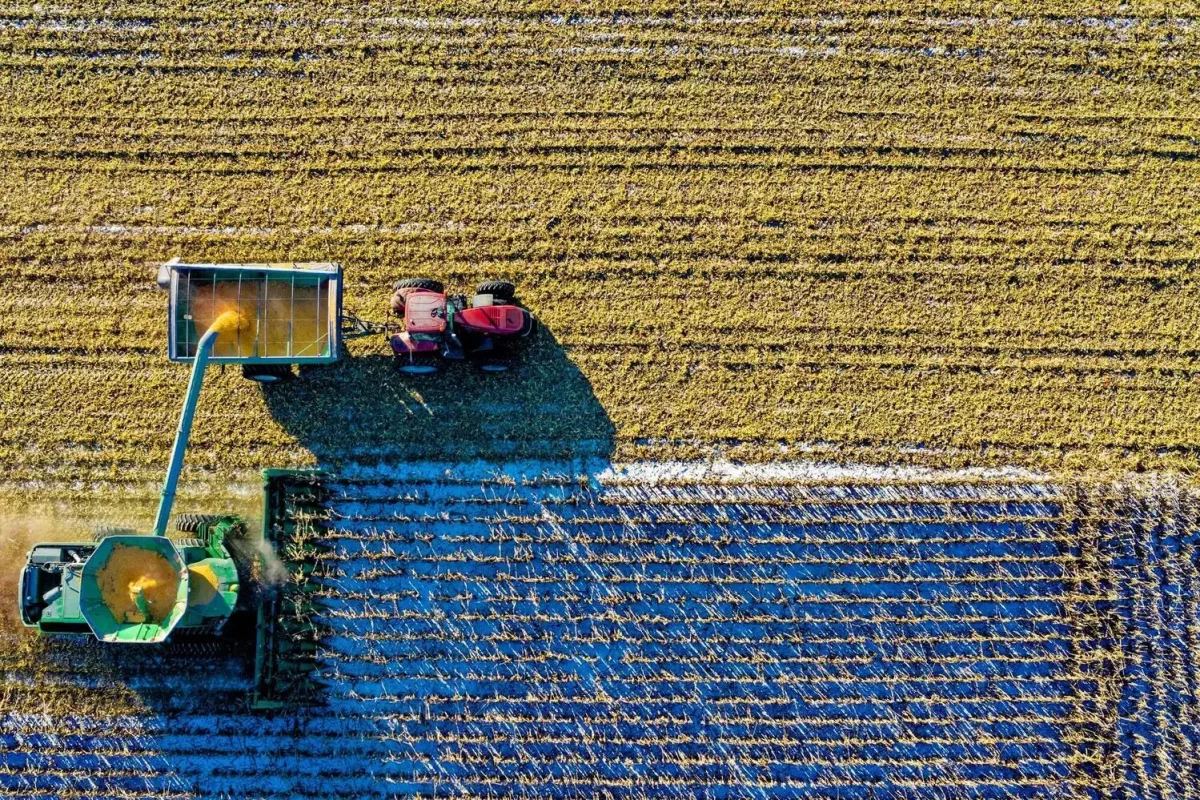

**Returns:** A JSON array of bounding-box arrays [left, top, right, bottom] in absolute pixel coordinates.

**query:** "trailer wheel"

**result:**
[[476, 280, 516, 301], [176, 514, 221, 533], [242, 364, 293, 383], [93, 526, 138, 542], [396, 355, 439, 375], [393, 278, 444, 293]]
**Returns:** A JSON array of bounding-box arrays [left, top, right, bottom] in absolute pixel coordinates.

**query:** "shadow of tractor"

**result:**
[[262, 324, 614, 466]]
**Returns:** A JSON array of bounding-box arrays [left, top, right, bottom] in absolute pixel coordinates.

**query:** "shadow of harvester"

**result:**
[[262, 324, 614, 467]]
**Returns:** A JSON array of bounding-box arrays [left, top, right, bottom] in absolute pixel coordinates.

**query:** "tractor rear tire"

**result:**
[[93, 526, 138, 542], [172, 537, 206, 550], [176, 514, 221, 533], [476, 280, 516, 301], [393, 278, 444, 293], [396, 355, 439, 375], [242, 364, 293, 383]]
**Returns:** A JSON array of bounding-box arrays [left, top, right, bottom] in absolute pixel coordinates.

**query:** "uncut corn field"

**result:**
[[3, 3, 1200, 799]]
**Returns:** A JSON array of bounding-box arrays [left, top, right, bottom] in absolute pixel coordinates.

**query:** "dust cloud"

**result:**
[[255, 537, 290, 587]]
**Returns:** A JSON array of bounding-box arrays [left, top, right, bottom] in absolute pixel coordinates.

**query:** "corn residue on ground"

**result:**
[[96, 544, 180, 624]]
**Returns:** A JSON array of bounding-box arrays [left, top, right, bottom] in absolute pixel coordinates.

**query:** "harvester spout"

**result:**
[[133, 585, 151, 618], [152, 310, 245, 537]]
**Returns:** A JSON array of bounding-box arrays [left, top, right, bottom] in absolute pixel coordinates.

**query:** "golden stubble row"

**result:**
[[2, 3, 1200, 487]]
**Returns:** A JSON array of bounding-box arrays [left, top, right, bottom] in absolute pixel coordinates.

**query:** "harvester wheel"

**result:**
[[93, 525, 138, 542], [242, 364, 293, 383], [476, 280, 516, 301], [396, 355, 439, 375], [176, 514, 221, 533], [172, 537, 206, 550], [393, 278, 444, 293]]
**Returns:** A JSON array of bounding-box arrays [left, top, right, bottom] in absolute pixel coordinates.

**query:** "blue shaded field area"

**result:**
[[2, 462, 1197, 798], [1104, 491, 1200, 799]]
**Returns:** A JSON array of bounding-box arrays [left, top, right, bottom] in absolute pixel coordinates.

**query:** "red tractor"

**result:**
[[389, 279, 536, 374]]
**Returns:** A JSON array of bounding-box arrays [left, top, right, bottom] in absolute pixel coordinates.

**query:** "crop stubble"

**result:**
[[1, 462, 1196, 797], [0, 6, 1198, 508]]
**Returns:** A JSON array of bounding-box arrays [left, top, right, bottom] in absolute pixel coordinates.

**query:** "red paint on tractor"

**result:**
[[387, 282, 534, 365], [403, 291, 447, 334], [455, 305, 527, 335]]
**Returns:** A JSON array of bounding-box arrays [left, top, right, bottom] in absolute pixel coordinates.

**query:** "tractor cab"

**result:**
[[403, 291, 448, 334]]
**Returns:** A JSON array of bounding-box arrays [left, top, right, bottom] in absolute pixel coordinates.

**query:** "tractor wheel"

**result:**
[[476, 280, 516, 302], [396, 355, 439, 375], [242, 364, 293, 383], [176, 514, 221, 533], [93, 525, 138, 542], [393, 278, 444, 293]]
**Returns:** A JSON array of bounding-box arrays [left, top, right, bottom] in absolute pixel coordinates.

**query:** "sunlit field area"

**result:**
[[2, 4, 1199, 798]]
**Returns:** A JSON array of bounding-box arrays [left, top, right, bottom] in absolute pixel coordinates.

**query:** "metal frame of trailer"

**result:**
[[162, 260, 345, 365]]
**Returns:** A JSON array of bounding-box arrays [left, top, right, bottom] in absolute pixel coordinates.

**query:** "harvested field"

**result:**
[[3, 4, 1200, 798], [1, 461, 1197, 798]]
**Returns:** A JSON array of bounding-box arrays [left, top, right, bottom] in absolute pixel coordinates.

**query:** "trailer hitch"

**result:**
[[339, 310, 399, 340]]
